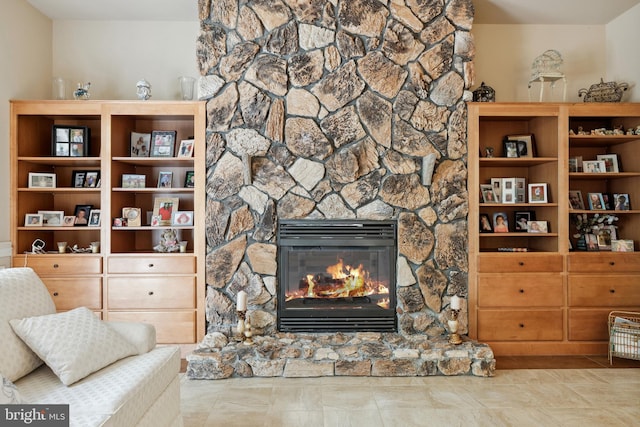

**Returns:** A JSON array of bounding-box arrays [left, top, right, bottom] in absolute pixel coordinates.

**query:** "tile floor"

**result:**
[[179, 357, 640, 427]]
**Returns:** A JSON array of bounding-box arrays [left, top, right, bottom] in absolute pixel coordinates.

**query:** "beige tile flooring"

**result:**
[[179, 359, 640, 427]]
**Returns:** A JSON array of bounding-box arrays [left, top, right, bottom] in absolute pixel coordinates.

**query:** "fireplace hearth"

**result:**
[[277, 219, 397, 332]]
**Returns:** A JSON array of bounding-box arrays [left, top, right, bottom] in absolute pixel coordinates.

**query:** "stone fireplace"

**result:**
[[187, 0, 495, 378]]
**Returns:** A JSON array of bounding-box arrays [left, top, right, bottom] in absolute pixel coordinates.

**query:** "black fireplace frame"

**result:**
[[277, 219, 397, 332]]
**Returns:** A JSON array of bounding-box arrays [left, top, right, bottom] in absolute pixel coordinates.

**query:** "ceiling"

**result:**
[[25, 0, 640, 24]]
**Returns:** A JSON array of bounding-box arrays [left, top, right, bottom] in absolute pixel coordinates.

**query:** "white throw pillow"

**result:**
[[1, 373, 24, 404], [10, 307, 138, 386]]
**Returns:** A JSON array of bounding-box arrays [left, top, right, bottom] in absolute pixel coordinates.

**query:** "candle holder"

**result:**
[[448, 308, 463, 345], [236, 310, 254, 345]]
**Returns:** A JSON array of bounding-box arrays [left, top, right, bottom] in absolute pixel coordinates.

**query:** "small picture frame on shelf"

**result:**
[[152, 197, 179, 226], [184, 171, 195, 188], [493, 212, 509, 233], [505, 134, 536, 158], [491, 178, 502, 203], [569, 190, 585, 210], [52, 125, 89, 157], [62, 216, 75, 227], [88, 209, 101, 227], [528, 183, 548, 203], [527, 220, 548, 233], [587, 192, 606, 210], [585, 233, 599, 251], [71, 171, 86, 188], [611, 239, 634, 252], [502, 178, 517, 204], [83, 171, 100, 188], [613, 193, 630, 211], [28, 172, 56, 189], [24, 213, 43, 227], [597, 229, 613, 251], [480, 184, 496, 203], [514, 211, 535, 231], [596, 154, 619, 173], [568, 156, 582, 172], [150, 130, 177, 157], [177, 139, 195, 158], [122, 174, 146, 188], [150, 215, 162, 227], [122, 207, 141, 227], [502, 140, 519, 158], [130, 132, 151, 157], [73, 204, 93, 226], [583, 160, 606, 173], [113, 218, 127, 227], [158, 171, 173, 188], [38, 210, 64, 226], [172, 211, 194, 226], [479, 213, 493, 233]]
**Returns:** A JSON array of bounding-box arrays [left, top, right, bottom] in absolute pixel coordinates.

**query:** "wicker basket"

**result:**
[[608, 311, 640, 364]]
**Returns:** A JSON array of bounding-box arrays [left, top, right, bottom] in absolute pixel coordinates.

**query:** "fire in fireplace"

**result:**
[[277, 219, 397, 332]]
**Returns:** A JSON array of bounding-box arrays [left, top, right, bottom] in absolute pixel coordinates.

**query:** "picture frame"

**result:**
[[172, 210, 194, 226], [122, 174, 146, 188], [158, 171, 173, 188], [502, 140, 519, 158], [480, 184, 496, 203], [130, 132, 151, 157], [177, 139, 195, 158], [602, 193, 613, 210], [493, 212, 509, 233], [528, 183, 548, 203], [28, 172, 56, 189], [184, 170, 195, 188], [506, 134, 536, 158], [62, 216, 76, 227], [71, 171, 87, 188], [596, 154, 619, 173], [583, 160, 606, 173], [479, 213, 493, 233], [83, 170, 100, 188], [597, 229, 613, 251], [52, 125, 89, 157], [569, 190, 585, 210], [88, 209, 101, 227], [152, 197, 179, 226], [122, 207, 142, 227], [113, 218, 127, 227], [25, 213, 43, 227], [585, 233, 599, 251], [611, 240, 634, 252], [502, 178, 517, 204], [150, 215, 162, 227], [37, 210, 64, 226], [491, 178, 502, 203], [527, 220, 548, 233], [73, 204, 93, 226], [568, 157, 581, 173], [613, 193, 630, 211], [514, 211, 536, 231], [587, 192, 606, 210], [150, 130, 177, 157]]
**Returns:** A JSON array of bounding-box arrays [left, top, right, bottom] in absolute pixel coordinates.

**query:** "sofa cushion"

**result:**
[[10, 307, 138, 385], [0, 267, 56, 382], [1, 374, 24, 404]]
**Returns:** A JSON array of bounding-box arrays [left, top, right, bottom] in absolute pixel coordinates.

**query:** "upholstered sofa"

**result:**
[[0, 267, 183, 426]]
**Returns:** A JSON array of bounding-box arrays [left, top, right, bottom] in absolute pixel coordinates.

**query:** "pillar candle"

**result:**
[[451, 295, 461, 310], [237, 290, 248, 311]]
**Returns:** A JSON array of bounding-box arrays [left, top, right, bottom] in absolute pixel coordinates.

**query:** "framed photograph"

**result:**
[[158, 171, 173, 188], [568, 157, 581, 173], [62, 215, 76, 227], [585, 233, 599, 251], [122, 174, 146, 188], [613, 193, 630, 211], [527, 220, 548, 233], [612, 240, 634, 252], [113, 218, 127, 227], [528, 183, 548, 203], [73, 204, 93, 226], [602, 193, 613, 210], [506, 134, 536, 158], [568, 190, 585, 210], [150, 215, 162, 227], [515, 178, 526, 203], [503, 140, 519, 158], [88, 209, 101, 227], [184, 170, 195, 188], [587, 192, 606, 210], [177, 139, 195, 158], [502, 178, 516, 204], [596, 154, 619, 173], [491, 178, 502, 203], [28, 172, 56, 189], [38, 210, 64, 226], [150, 130, 177, 157], [153, 197, 179, 226], [122, 207, 142, 227], [83, 170, 100, 188], [493, 212, 509, 233], [514, 211, 536, 231], [583, 160, 606, 173], [25, 213, 43, 227], [52, 125, 89, 157], [172, 211, 194, 226], [479, 213, 493, 233], [480, 184, 496, 203], [71, 171, 86, 188], [130, 132, 151, 157]]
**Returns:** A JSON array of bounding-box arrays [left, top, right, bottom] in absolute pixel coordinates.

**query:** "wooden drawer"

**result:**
[[107, 255, 195, 274], [16, 255, 102, 275], [41, 277, 102, 310], [568, 309, 619, 341], [568, 253, 640, 273], [477, 254, 563, 273], [107, 276, 195, 309], [568, 276, 640, 307], [478, 274, 563, 307], [477, 310, 563, 341], [107, 311, 195, 343]]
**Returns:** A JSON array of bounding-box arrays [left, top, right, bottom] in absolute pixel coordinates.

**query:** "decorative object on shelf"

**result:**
[[150, 130, 177, 157], [448, 295, 463, 345], [472, 82, 495, 102], [611, 240, 634, 252], [153, 197, 179, 226], [528, 183, 548, 203], [38, 210, 64, 226], [73, 205, 92, 226], [130, 132, 151, 157], [528, 50, 567, 102], [24, 213, 43, 227], [153, 228, 180, 253], [178, 76, 195, 101], [505, 133, 536, 158], [527, 220, 548, 233], [572, 213, 618, 250], [515, 211, 536, 232], [172, 211, 193, 227], [236, 291, 254, 345], [479, 213, 493, 233], [184, 171, 195, 188], [57, 242, 67, 254], [88, 209, 101, 227], [569, 190, 585, 210], [587, 192, 606, 210], [52, 125, 90, 157], [179, 241, 188, 253], [136, 79, 152, 100], [90, 241, 100, 253], [158, 171, 173, 188], [122, 207, 141, 227], [122, 174, 146, 188], [73, 82, 91, 100], [484, 147, 494, 158], [28, 172, 56, 189], [614, 193, 630, 211], [177, 139, 195, 158], [596, 154, 620, 173], [578, 78, 629, 102], [493, 212, 509, 232], [52, 77, 66, 100]]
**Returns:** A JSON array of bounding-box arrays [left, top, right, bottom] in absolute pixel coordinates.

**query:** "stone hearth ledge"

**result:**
[[186, 332, 495, 379]]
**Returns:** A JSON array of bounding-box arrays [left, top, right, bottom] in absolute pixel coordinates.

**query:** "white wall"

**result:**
[[606, 3, 640, 102]]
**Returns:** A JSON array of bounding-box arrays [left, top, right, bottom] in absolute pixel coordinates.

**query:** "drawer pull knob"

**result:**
[[148, 263, 154, 268], [148, 291, 154, 296], [519, 289, 525, 293], [53, 292, 59, 297], [53, 264, 59, 268], [610, 289, 615, 294], [609, 261, 615, 266], [519, 323, 525, 328], [518, 262, 524, 266]]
